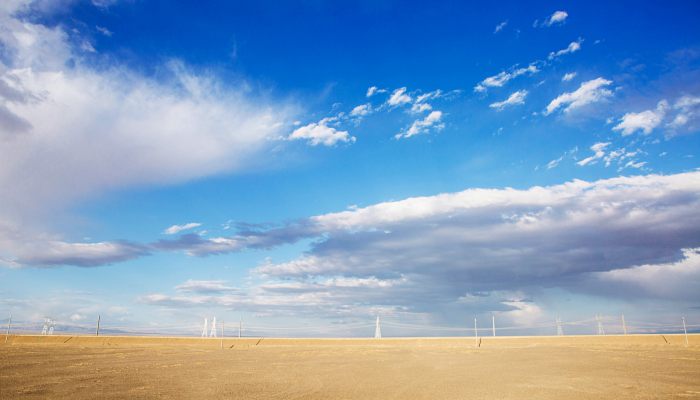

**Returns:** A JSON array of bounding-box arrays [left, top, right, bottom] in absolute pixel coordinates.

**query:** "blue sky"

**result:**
[[1, 0, 699, 337]]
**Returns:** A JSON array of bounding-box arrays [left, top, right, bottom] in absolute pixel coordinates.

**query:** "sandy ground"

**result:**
[[1, 335, 699, 399]]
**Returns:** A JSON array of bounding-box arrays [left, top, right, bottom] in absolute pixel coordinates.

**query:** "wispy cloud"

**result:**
[[562, 72, 577, 82], [164, 222, 202, 235], [545, 77, 613, 115], [494, 20, 508, 33], [489, 90, 528, 110], [577, 142, 610, 166], [474, 65, 539, 93], [548, 39, 582, 60], [395, 111, 444, 139], [535, 10, 569, 28]]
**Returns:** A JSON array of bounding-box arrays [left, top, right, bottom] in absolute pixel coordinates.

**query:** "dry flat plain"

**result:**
[[1, 334, 699, 399]]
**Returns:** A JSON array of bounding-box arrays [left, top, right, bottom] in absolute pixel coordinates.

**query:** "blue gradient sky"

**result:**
[[1, 0, 699, 336]]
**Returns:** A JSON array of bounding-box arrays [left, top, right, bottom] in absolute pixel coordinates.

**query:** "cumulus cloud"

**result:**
[[135, 171, 700, 324], [395, 110, 444, 139], [548, 39, 582, 60], [489, 90, 528, 110], [163, 222, 202, 235], [350, 103, 371, 117], [613, 100, 669, 136], [474, 65, 539, 93], [596, 248, 700, 300], [545, 77, 613, 115], [288, 119, 355, 146], [386, 87, 412, 106], [668, 95, 700, 132]]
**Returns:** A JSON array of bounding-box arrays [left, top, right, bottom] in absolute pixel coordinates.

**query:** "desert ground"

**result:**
[[1, 334, 699, 399]]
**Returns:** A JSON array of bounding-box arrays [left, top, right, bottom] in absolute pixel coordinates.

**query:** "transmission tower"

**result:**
[[201, 318, 209, 337], [374, 316, 382, 339], [595, 314, 605, 335], [556, 317, 564, 336], [210, 317, 217, 338]]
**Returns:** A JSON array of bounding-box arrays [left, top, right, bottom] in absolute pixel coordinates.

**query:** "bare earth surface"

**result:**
[[1, 335, 699, 399]]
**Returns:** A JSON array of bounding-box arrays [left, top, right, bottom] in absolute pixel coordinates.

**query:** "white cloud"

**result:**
[[70, 313, 85, 321], [175, 280, 237, 293], [613, 100, 669, 136], [548, 39, 582, 60], [289, 120, 355, 146], [546, 10, 568, 26], [387, 87, 412, 106], [545, 77, 613, 115], [163, 222, 202, 235], [668, 95, 700, 131], [410, 102, 432, 113], [0, 2, 297, 267], [395, 110, 444, 139], [350, 103, 371, 117], [95, 25, 112, 37], [577, 142, 610, 166], [489, 90, 528, 110], [140, 172, 700, 323], [365, 86, 387, 97], [597, 248, 700, 299], [562, 72, 577, 82], [494, 21, 508, 33], [474, 65, 539, 92]]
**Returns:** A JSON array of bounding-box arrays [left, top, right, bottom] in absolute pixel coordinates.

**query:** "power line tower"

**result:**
[[201, 318, 209, 337], [621, 314, 627, 335], [374, 316, 382, 339], [41, 318, 55, 335], [595, 314, 605, 335], [556, 317, 564, 336], [210, 317, 217, 338]]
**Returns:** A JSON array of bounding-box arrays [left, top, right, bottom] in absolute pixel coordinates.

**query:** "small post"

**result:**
[[621, 314, 627, 335], [492, 314, 496, 337], [682, 317, 688, 347], [474, 317, 478, 348], [95, 315, 101, 337], [5, 314, 11, 343]]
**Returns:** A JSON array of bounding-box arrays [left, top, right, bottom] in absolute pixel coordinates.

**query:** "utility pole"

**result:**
[[95, 315, 101, 336], [239, 317, 242, 339], [492, 314, 496, 337], [221, 320, 224, 349], [682, 317, 688, 347], [474, 317, 478, 347]]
